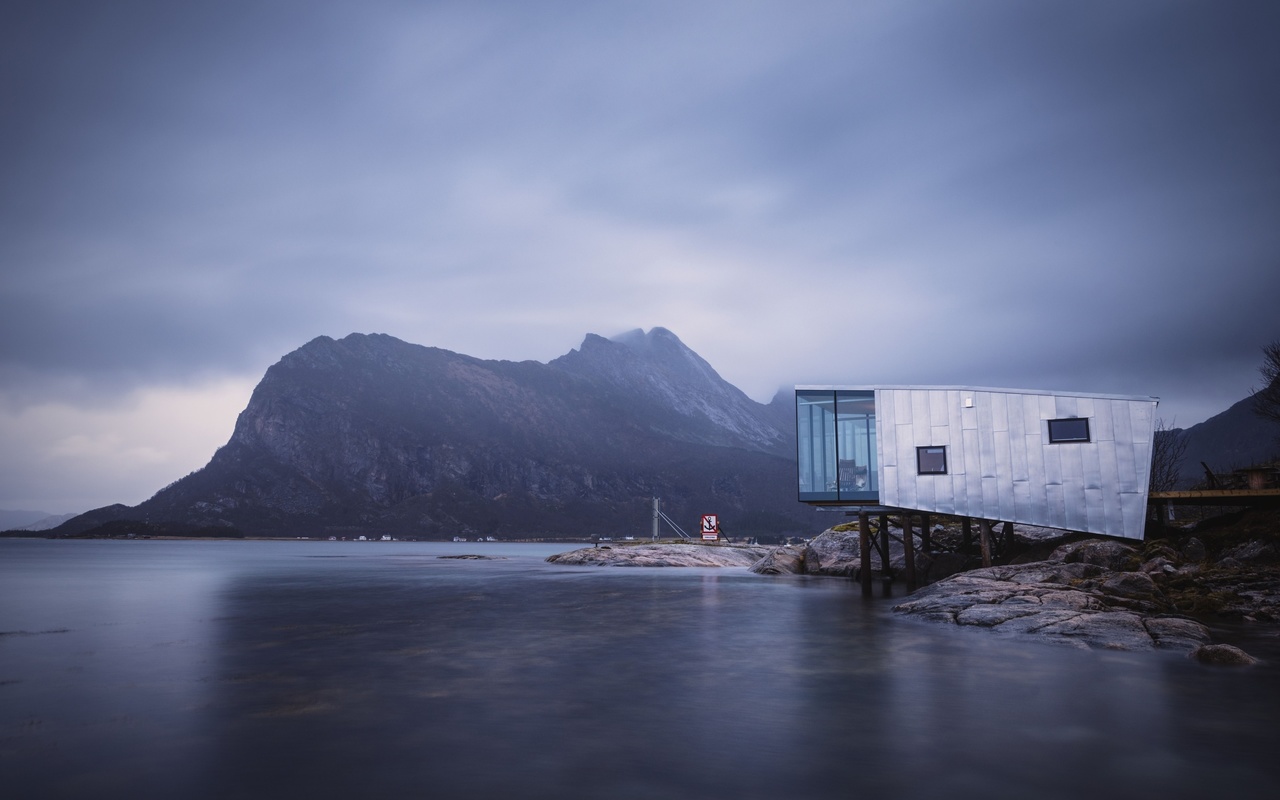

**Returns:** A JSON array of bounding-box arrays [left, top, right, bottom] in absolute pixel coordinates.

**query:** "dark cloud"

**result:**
[[2, 0, 1279, 509]]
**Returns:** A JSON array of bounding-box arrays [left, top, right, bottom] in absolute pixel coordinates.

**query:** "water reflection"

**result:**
[[3, 540, 1280, 799]]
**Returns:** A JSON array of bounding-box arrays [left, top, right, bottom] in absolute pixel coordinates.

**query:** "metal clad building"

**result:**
[[796, 386, 1158, 540]]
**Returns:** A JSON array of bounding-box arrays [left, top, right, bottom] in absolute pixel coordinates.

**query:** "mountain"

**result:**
[[0, 509, 57, 530], [55, 329, 815, 540], [19, 512, 80, 531], [1174, 394, 1280, 487]]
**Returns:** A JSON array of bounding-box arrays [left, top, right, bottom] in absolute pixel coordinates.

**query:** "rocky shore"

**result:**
[[548, 508, 1280, 664]]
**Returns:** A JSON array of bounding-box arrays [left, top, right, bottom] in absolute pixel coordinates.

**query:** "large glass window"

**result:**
[[797, 390, 877, 503]]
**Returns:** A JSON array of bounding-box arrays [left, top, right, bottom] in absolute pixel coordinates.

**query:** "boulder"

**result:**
[[1190, 644, 1259, 666], [749, 546, 805, 575], [1051, 539, 1140, 571], [1180, 537, 1206, 562], [801, 529, 862, 577]]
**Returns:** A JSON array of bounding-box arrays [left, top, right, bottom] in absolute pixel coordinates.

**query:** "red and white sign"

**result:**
[[701, 514, 719, 540]]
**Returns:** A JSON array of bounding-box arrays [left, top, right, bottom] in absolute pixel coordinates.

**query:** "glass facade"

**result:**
[[796, 389, 878, 503]]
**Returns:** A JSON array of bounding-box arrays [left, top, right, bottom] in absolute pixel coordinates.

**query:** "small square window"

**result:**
[[1047, 418, 1090, 443], [917, 446, 947, 474]]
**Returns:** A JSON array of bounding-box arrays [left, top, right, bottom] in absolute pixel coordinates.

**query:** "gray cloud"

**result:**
[[2, 0, 1279, 510]]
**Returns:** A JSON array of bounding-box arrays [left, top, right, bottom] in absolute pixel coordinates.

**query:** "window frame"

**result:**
[[916, 445, 948, 475], [1047, 417, 1091, 444]]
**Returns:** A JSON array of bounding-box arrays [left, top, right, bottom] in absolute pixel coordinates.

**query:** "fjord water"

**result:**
[[2, 540, 1278, 800]]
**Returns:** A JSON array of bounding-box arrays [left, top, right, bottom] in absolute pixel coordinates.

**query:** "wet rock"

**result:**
[[1144, 617, 1212, 651], [923, 552, 974, 583], [749, 546, 804, 575], [1033, 611, 1154, 651], [1099, 571, 1162, 602], [1190, 644, 1259, 666], [1218, 540, 1278, 564], [547, 543, 773, 567], [1180, 537, 1206, 562], [1052, 539, 1140, 571], [802, 529, 862, 577], [893, 558, 1211, 653], [1141, 557, 1177, 574]]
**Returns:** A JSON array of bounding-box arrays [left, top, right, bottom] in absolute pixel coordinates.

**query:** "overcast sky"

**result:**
[[3, 0, 1279, 514]]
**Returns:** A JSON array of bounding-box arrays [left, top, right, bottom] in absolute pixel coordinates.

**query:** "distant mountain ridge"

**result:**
[[1172, 393, 1280, 487], [54, 329, 810, 539]]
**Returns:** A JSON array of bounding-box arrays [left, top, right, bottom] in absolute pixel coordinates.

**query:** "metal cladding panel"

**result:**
[[963, 427, 983, 517], [947, 391, 966, 440], [910, 391, 930, 432], [1094, 400, 1116, 442], [1043, 432, 1063, 486], [1082, 443, 1103, 490], [1098, 437, 1123, 535], [1025, 433, 1047, 488], [1021, 395, 1042, 437], [993, 428, 1015, 514], [1121, 493, 1145, 538], [981, 475, 1000, 513], [893, 389, 913, 422], [1113, 407, 1137, 494], [881, 464, 899, 505], [929, 390, 949, 428], [951, 473, 969, 516], [879, 399, 898, 468], [1045, 483, 1067, 528], [1061, 442, 1087, 531], [1085, 487, 1107, 532], [916, 470, 936, 509]]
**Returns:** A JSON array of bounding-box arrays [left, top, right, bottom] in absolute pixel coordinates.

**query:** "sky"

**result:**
[[3, 0, 1279, 514]]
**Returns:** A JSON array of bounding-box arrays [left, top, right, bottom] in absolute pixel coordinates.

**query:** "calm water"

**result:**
[[2, 539, 1279, 800]]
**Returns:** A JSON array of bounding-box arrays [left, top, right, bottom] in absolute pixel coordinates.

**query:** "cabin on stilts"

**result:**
[[795, 385, 1160, 594]]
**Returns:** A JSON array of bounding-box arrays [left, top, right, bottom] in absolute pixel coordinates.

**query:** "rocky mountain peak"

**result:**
[[551, 328, 787, 452]]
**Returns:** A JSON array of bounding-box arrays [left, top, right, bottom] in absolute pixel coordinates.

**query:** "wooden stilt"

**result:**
[[1000, 521, 1013, 558], [859, 512, 872, 597], [879, 513, 893, 595], [902, 514, 917, 591], [879, 514, 892, 577], [979, 519, 992, 568]]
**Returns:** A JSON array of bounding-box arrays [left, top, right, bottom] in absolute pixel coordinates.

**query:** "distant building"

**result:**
[[795, 386, 1158, 540]]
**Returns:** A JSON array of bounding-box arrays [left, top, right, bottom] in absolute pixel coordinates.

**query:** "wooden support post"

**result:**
[[902, 514, 917, 591], [859, 512, 872, 597], [962, 517, 973, 553], [979, 519, 992, 568], [1000, 521, 1013, 558], [879, 514, 892, 577]]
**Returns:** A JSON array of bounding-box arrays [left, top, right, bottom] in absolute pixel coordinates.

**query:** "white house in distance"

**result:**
[[795, 386, 1159, 541]]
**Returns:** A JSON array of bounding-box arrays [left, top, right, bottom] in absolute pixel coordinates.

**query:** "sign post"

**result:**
[[700, 514, 719, 541]]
